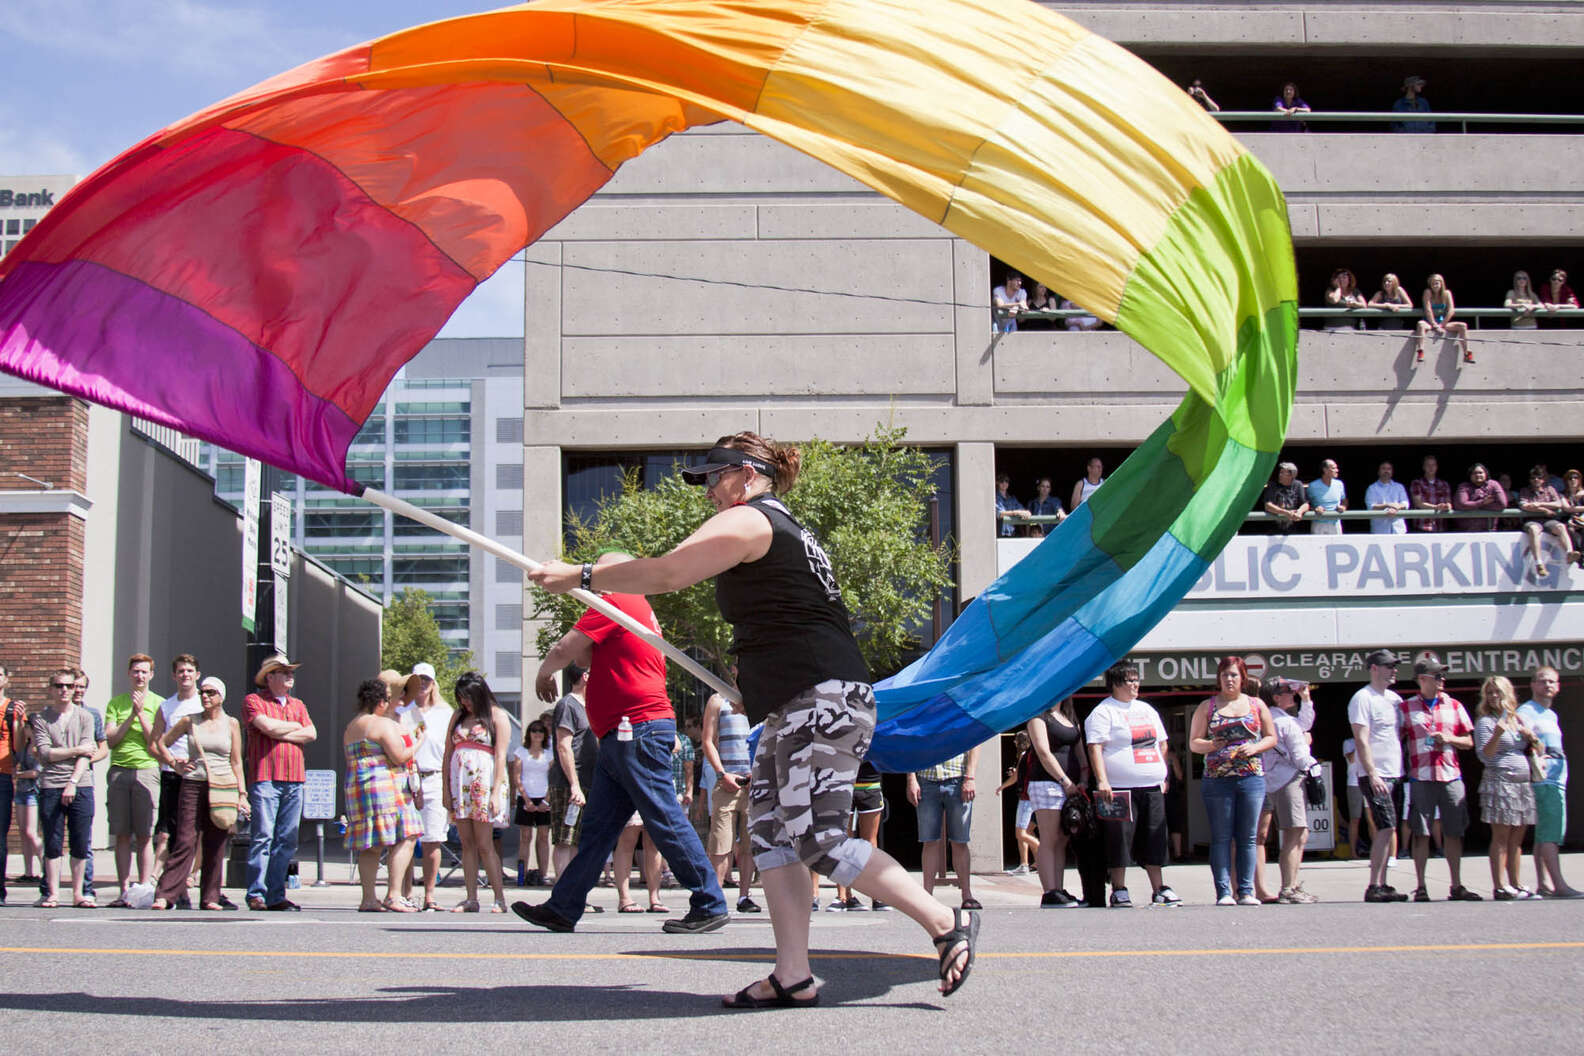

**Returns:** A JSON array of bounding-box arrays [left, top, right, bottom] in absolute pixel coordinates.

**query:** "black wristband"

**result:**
[[580, 562, 593, 591]]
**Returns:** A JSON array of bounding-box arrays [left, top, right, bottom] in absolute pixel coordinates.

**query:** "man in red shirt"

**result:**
[[1399, 659, 1481, 902], [514, 552, 728, 935], [243, 655, 316, 911]]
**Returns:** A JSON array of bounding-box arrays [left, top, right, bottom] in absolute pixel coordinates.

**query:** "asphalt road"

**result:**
[[4, 861, 1582, 1054]]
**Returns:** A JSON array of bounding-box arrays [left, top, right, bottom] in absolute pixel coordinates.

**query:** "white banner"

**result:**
[[1187, 531, 1575, 599], [240, 459, 261, 633], [273, 570, 289, 656]]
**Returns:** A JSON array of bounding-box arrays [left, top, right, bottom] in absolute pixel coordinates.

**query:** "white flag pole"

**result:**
[[362, 487, 740, 703]]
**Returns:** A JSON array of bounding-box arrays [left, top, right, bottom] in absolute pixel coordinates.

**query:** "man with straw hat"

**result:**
[[243, 656, 315, 911]]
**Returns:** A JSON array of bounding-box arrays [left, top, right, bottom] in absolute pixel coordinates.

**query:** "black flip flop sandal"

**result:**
[[722, 975, 820, 1010], [933, 907, 979, 998]]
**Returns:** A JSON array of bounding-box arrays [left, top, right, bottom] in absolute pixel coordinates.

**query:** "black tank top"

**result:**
[[1034, 711, 1082, 782], [714, 494, 869, 723]]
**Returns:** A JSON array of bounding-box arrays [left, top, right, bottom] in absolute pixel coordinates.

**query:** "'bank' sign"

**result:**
[[1187, 532, 1575, 600]]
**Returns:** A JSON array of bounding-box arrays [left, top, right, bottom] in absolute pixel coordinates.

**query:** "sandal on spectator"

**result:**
[[933, 906, 979, 998], [722, 975, 820, 1010], [75, 897, 98, 909], [383, 897, 418, 913], [647, 902, 670, 913], [959, 897, 983, 911], [33, 896, 58, 908], [618, 902, 644, 913], [106, 897, 131, 909]]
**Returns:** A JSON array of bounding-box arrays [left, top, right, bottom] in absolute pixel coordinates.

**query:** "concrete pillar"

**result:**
[[953, 440, 1005, 872]]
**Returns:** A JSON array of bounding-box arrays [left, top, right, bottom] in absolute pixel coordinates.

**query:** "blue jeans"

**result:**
[[246, 780, 303, 904], [546, 719, 725, 924], [1202, 774, 1265, 899], [915, 778, 973, 844]]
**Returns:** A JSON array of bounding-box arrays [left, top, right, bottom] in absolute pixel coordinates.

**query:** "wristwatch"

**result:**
[[580, 562, 593, 591]]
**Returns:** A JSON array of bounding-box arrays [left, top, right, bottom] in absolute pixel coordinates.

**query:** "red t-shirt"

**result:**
[[575, 593, 672, 739]]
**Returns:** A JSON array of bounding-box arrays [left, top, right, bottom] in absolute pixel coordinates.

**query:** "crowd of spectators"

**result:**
[[1314, 267, 1578, 345], [995, 458, 1109, 537], [1254, 453, 1584, 556], [992, 656, 1575, 907]]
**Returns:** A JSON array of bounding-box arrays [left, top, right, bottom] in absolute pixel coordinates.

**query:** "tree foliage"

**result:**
[[381, 587, 475, 697], [532, 426, 955, 701]]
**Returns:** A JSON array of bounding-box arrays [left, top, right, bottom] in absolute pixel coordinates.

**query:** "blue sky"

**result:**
[[1, 1, 525, 338]]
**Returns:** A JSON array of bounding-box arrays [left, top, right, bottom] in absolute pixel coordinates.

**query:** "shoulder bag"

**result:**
[[193, 728, 241, 830]]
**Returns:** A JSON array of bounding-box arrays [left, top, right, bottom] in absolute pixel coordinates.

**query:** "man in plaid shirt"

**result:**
[[1399, 659, 1481, 902], [1409, 455, 1453, 532]]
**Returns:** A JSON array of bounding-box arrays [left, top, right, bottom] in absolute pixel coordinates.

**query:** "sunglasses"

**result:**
[[200, 688, 222, 697], [705, 465, 743, 488], [51, 682, 74, 690]]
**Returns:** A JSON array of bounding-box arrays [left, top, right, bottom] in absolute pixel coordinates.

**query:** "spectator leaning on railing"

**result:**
[[1260, 462, 1309, 534], [1369, 273, 1416, 331], [1390, 75, 1434, 134], [1455, 463, 1507, 532], [1409, 455, 1453, 532], [1324, 269, 1367, 331], [1270, 81, 1309, 132], [1365, 461, 1410, 535], [1306, 460, 1346, 535], [1506, 271, 1541, 330]]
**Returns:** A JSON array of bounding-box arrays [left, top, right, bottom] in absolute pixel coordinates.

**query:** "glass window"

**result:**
[[496, 603, 522, 629], [496, 463, 523, 490], [395, 417, 469, 444], [393, 463, 470, 489]]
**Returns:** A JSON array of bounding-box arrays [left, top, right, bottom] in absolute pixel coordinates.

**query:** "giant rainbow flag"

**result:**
[[0, 0, 1296, 769]]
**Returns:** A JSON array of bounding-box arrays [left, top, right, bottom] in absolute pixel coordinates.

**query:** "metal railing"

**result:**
[[1003, 306, 1584, 332], [1212, 110, 1584, 134], [1000, 507, 1556, 528]]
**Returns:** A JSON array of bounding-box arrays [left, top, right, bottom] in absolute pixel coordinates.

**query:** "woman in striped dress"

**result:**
[[343, 678, 422, 912]]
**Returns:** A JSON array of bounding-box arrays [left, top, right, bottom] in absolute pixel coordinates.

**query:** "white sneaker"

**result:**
[[1216, 894, 1237, 906], [1151, 886, 1183, 907], [1007, 864, 1030, 876], [1237, 894, 1262, 906]]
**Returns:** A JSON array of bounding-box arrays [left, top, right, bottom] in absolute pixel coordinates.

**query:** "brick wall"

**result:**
[[0, 512, 86, 692], [0, 396, 90, 690], [0, 396, 89, 494]]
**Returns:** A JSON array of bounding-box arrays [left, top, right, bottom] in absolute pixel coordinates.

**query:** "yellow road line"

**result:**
[[1, 941, 1579, 961]]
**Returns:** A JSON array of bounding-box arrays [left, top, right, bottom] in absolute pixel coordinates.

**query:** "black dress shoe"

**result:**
[[216, 895, 240, 911], [511, 901, 575, 932], [265, 899, 302, 912], [175, 895, 193, 910]]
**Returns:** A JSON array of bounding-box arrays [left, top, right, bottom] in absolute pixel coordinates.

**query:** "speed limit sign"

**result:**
[[270, 493, 293, 579]]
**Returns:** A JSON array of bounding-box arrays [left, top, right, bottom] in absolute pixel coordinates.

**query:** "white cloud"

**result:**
[[438, 262, 527, 339], [8, 0, 344, 78], [0, 106, 93, 176]]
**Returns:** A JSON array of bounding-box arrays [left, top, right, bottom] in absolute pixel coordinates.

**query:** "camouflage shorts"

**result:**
[[747, 679, 876, 886]]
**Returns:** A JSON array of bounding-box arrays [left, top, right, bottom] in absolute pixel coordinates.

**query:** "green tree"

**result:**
[[532, 426, 955, 701], [381, 587, 475, 697]]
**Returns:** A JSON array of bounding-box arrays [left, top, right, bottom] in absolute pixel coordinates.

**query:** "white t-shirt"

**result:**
[[1342, 737, 1359, 786], [1083, 696, 1168, 788], [513, 746, 553, 799], [396, 701, 453, 774], [1346, 684, 1404, 779], [158, 694, 205, 771]]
